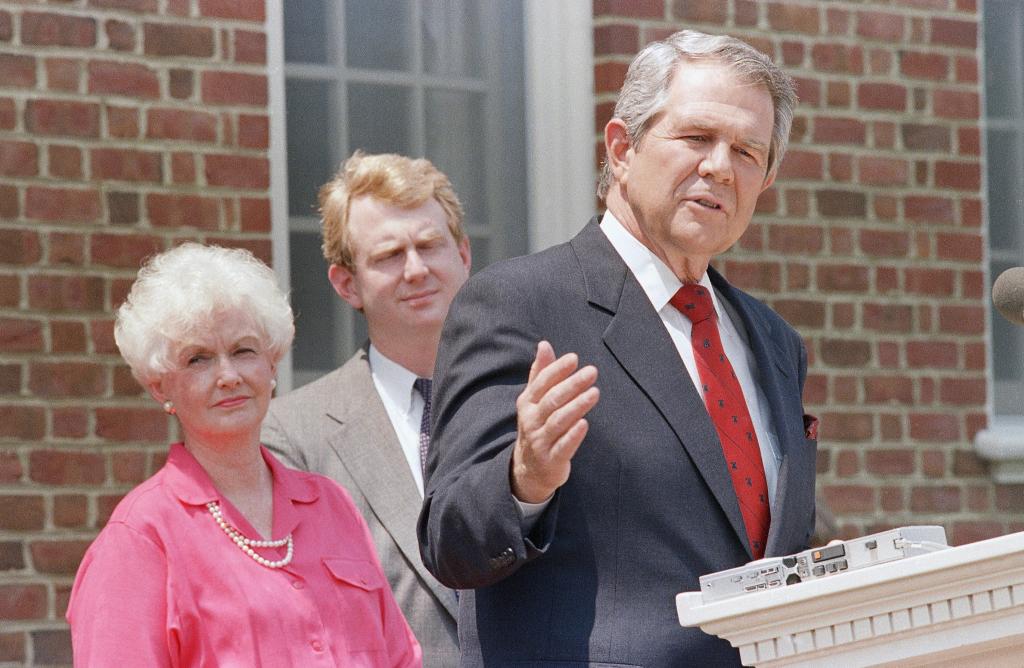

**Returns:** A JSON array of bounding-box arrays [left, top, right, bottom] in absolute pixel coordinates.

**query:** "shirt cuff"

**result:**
[[514, 494, 553, 532]]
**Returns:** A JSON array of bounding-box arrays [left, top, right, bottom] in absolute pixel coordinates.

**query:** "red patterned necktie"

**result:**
[[670, 284, 770, 559]]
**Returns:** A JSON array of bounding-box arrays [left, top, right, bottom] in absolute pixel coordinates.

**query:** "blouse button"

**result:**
[[292, 580, 305, 590], [311, 640, 323, 652]]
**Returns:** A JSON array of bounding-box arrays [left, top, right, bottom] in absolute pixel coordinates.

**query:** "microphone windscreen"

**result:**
[[992, 267, 1024, 326]]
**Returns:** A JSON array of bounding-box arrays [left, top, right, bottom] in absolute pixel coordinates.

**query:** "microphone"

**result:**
[[992, 267, 1024, 326]]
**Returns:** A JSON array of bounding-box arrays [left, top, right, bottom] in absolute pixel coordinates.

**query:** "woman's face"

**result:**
[[149, 314, 276, 447]]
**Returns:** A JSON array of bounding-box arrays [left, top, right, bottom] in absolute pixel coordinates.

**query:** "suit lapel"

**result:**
[[325, 352, 458, 616], [571, 222, 751, 553]]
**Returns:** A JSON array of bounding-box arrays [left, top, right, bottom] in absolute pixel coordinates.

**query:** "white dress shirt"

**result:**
[[515, 213, 782, 524], [368, 344, 428, 497]]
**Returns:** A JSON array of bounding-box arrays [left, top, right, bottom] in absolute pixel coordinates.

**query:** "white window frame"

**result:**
[[974, 0, 1024, 481], [265, 0, 595, 393]]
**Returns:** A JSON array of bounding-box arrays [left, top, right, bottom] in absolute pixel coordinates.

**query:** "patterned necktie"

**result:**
[[413, 378, 432, 478], [670, 284, 770, 559]]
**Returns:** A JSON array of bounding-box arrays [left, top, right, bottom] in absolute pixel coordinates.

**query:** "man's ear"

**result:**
[[605, 118, 633, 185], [147, 379, 166, 405], [457, 235, 471, 276], [328, 263, 363, 310], [761, 167, 777, 193]]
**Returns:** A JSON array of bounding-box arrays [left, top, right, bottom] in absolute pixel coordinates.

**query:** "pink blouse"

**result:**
[[67, 443, 422, 667]]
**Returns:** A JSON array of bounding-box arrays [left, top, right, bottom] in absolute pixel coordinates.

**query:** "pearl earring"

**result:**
[[163, 401, 176, 415], [270, 379, 277, 390]]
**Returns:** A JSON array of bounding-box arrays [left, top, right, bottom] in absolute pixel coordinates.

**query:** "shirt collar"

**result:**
[[599, 210, 720, 315], [163, 442, 319, 506], [368, 343, 420, 413]]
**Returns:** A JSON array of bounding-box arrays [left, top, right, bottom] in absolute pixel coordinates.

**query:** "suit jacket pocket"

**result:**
[[323, 557, 388, 651]]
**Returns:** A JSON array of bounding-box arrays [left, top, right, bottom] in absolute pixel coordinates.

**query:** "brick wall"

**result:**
[[593, 0, 1020, 548], [0, 1, 271, 664]]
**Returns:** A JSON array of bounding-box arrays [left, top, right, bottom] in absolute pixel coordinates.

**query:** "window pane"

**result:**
[[984, 0, 1023, 119], [345, 0, 412, 71], [348, 83, 412, 156], [986, 128, 1022, 252], [422, 0, 483, 78], [286, 79, 335, 217], [290, 231, 339, 373], [284, 0, 331, 64], [425, 88, 487, 226]]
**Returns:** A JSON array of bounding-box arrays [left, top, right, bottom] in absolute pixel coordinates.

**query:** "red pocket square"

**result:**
[[803, 414, 820, 440]]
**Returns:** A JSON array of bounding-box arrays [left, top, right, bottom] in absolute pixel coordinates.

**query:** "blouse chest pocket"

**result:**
[[322, 558, 388, 652]]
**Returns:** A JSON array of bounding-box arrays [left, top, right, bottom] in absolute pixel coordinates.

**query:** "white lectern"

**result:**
[[677, 531, 1024, 667]]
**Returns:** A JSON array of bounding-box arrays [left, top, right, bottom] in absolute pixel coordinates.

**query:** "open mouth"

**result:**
[[693, 198, 721, 210]]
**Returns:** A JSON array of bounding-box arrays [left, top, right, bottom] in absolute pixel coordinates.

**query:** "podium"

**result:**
[[677, 531, 1024, 666]]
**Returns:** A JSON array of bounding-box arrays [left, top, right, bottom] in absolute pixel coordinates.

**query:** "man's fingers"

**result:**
[[527, 340, 557, 385], [537, 384, 599, 443], [548, 418, 591, 463], [522, 352, 581, 404]]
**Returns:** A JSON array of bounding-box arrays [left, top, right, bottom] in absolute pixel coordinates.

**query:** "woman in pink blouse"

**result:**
[[67, 243, 421, 667]]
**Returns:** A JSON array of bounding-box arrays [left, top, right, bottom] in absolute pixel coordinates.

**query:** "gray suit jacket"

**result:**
[[262, 348, 459, 667]]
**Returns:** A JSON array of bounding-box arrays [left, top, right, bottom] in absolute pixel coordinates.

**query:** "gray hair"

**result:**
[[597, 30, 797, 198], [114, 243, 295, 385]]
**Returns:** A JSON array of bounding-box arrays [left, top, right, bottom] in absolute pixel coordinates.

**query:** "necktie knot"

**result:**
[[670, 284, 715, 324], [413, 377, 432, 402]]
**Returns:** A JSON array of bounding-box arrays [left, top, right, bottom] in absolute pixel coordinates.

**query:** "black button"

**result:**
[[812, 565, 825, 576]]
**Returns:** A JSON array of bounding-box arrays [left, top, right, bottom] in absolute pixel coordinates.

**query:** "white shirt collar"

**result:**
[[368, 344, 419, 413], [598, 211, 720, 314]]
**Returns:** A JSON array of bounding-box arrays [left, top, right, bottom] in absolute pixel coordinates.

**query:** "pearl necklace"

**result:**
[[206, 501, 293, 569]]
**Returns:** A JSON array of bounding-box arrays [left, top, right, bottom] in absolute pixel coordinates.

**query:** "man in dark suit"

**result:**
[[418, 30, 817, 666], [263, 152, 468, 666]]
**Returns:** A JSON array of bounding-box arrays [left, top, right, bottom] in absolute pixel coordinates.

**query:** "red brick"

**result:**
[[936, 232, 982, 262], [0, 495, 44, 531], [828, 153, 852, 182], [112, 450, 148, 483], [865, 449, 915, 475], [862, 303, 912, 333], [835, 449, 858, 477], [30, 449, 104, 484], [234, 29, 266, 64], [817, 190, 866, 218], [91, 232, 163, 269], [920, 450, 945, 478], [25, 99, 100, 138], [89, 0, 159, 9], [594, 24, 639, 56], [780, 41, 804, 67], [901, 123, 950, 151], [938, 305, 984, 335], [720, 260, 781, 292], [0, 230, 41, 265], [856, 11, 904, 41], [48, 232, 85, 266], [767, 2, 820, 34], [0, 406, 45, 439], [909, 413, 960, 441], [789, 76, 819, 107], [823, 484, 875, 513], [44, 58, 80, 91], [857, 156, 907, 186], [832, 303, 855, 329], [777, 150, 823, 180], [29, 362, 105, 398], [234, 114, 267, 149], [0, 451, 23, 483], [820, 339, 870, 367], [91, 148, 162, 183], [88, 60, 159, 99], [27, 274, 105, 311], [90, 319, 117, 354], [106, 104, 140, 138], [0, 364, 20, 394], [204, 154, 269, 189], [146, 108, 217, 142], [940, 378, 985, 406], [171, 152, 196, 183], [858, 229, 908, 258], [672, 0, 726, 23], [955, 55, 978, 83], [199, 0, 264, 20], [200, 71, 267, 105], [146, 193, 220, 229], [951, 522, 1004, 546], [31, 629, 72, 665], [50, 320, 87, 352], [935, 160, 980, 190], [239, 197, 270, 232], [0, 585, 46, 620], [30, 540, 91, 575], [0, 54, 35, 88], [95, 407, 168, 442], [811, 44, 863, 74], [904, 196, 954, 224], [933, 89, 978, 119], [106, 19, 135, 51], [932, 17, 976, 48], [0, 10, 11, 41], [595, 0, 663, 18], [169, 68, 194, 99], [900, 52, 949, 81], [957, 126, 980, 155], [53, 407, 89, 438], [858, 83, 906, 111], [594, 61, 629, 94], [910, 485, 961, 513], [771, 300, 825, 328], [905, 268, 955, 297], [53, 494, 88, 528], [144, 22, 214, 57], [766, 225, 822, 254], [0, 98, 14, 130], [48, 144, 82, 179], [25, 186, 101, 223], [0, 318, 43, 352], [205, 237, 272, 265], [906, 341, 957, 368], [826, 81, 850, 108], [812, 117, 866, 145], [23, 11, 96, 47]]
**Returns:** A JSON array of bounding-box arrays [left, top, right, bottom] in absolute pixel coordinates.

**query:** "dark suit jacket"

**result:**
[[418, 219, 816, 667], [262, 349, 459, 667]]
